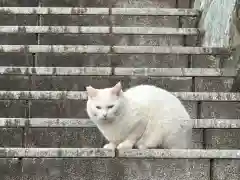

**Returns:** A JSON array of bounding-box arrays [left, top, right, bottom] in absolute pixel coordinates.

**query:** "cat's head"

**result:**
[[86, 82, 124, 124]]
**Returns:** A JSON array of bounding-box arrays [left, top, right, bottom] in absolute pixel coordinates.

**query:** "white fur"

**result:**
[[86, 84, 193, 150]]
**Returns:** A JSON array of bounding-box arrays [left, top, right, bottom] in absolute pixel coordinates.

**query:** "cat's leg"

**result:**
[[117, 139, 135, 149], [103, 142, 117, 149], [117, 120, 147, 150], [136, 141, 160, 150], [136, 128, 163, 149]]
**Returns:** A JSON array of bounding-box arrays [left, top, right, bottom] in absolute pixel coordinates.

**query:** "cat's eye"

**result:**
[[107, 105, 114, 109], [96, 106, 101, 109]]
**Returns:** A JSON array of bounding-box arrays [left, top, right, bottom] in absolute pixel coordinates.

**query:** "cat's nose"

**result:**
[[103, 113, 107, 118]]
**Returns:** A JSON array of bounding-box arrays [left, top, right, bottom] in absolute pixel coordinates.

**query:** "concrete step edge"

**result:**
[[0, 26, 203, 35], [0, 7, 200, 16], [118, 149, 240, 159], [0, 45, 231, 54], [1, 148, 240, 159], [0, 147, 114, 157], [0, 91, 239, 101], [0, 67, 236, 76], [1, 118, 240, 128]]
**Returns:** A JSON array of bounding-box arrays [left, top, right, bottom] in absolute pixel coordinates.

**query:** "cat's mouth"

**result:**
[[99, 117, 114, 123]]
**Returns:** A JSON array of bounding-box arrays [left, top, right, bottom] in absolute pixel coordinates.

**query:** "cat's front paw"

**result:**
[[103, 143, 116, 150], [117, 140, 134, 150]]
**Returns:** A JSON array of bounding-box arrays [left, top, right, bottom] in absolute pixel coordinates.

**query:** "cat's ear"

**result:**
[[86, 86, 98, 98], [112, 82, 122, 96]]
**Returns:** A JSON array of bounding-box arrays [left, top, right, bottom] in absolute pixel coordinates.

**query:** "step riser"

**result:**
[[0, 1, 195, 8], [0, 158, 216, 180], [0, 34, 199, 46], [0, 75, 233, 92], [5, 100, 234, 119], [0, 54, 228, 68], [2, 127, 240, 149], [0, 15, 198, 28]]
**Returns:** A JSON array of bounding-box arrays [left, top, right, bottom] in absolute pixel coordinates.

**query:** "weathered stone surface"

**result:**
[[201, 102, 240, 149], [30, 76, 192, 92], [30, 76, 119, 91], [201, 102, 240, 118], [112, 46, 230, 54], [42, 15, 110, 26], [195, 77, 234, 92], [192, 129, 204, 149], [40, 34, 111, 45], [0, 0, 38, 6], [0, 100, 27, 147], [5, 67, 236, 77], [212, 160, 240, 180], [0, 14, 37, 25], [177, 0, 191, 8], [114, 67, 236, 77], [111, 54, 188, 68], [0, 45, 229, 54], [36, 53, 188, 67], [22, 158, 210, 180], [111, 8, 200, 16], [0, 34, 37, 45], [204, 129, 240, 149], [0, 7, 200, 16], [37, 53, 111, 67], [29, 100, 87, 118], [186, 35, 200, 46], [25, 127, 105, 148], [0, 148, 114, 158], [0, 53, 33, 66], [42, 0, 109, 7], [0, 100, 28, 117], [0, 45, 111, 53], [0, 75, 30, 90], [119, 149, 240, 158], [2, 91, 240, 101], [0, 158, 22, 180], [112, 15, 179, 27], [39, 34, 187, 46], [191, 55, 229, 68], [0, 128, 22, 147], [180, 16, 198, 28], [113, 0, 177, 8], [0, 26, 200, 35]]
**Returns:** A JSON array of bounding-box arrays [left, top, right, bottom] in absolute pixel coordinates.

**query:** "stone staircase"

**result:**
[[0, 0, 240, 179]]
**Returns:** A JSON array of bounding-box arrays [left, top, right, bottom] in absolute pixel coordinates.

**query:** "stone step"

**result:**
[[0, 26, 201, 35], [0, 70, 234, 92], [118, 149, 240, 159], [0, 148, 114, 158], [0, 67, 235, 76], [0, 7, 200, 28], [0, 0, 196, 8], [0, 150, 234, 180], [1, 118, 240, 128], [0, 7, 200, 16], [0, 148, 240, 159], [0, 91, 239, 101], [0, 26, 202, 46], [0, 53, 229, 68], [0, 45, 230, 54]]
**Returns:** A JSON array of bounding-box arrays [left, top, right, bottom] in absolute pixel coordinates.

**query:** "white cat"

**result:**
[[86, 82, 192, 150]]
